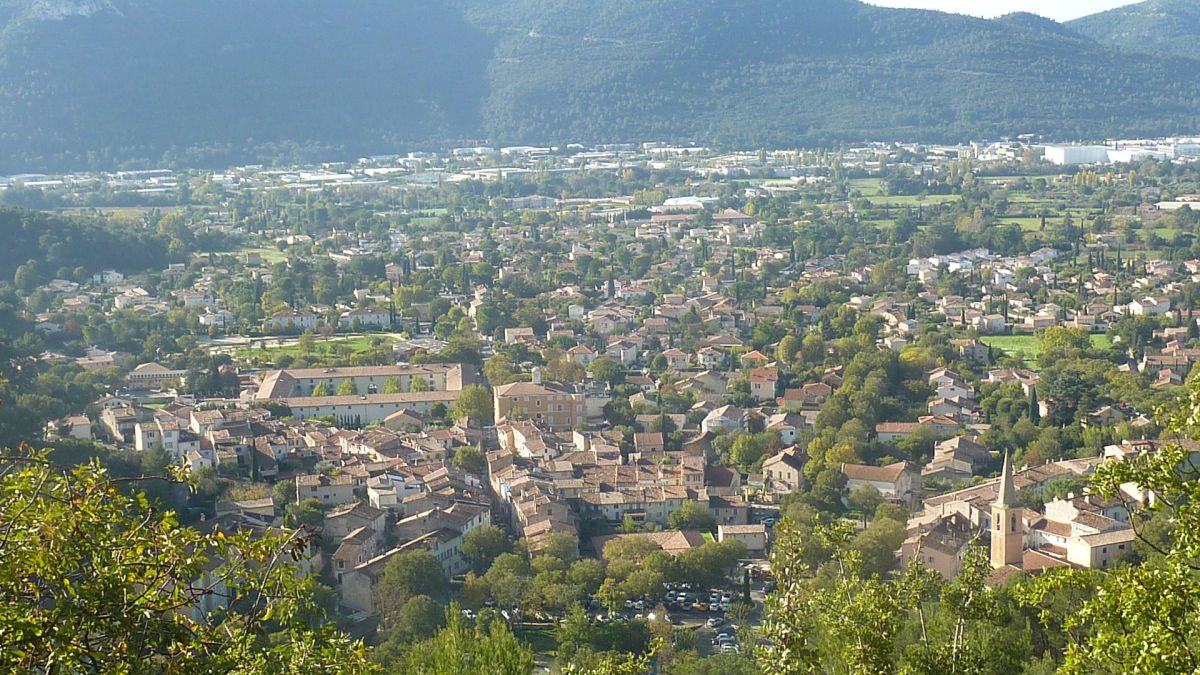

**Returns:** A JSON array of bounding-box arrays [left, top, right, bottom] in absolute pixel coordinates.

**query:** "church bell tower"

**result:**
[[991, 452, 1023, 569]]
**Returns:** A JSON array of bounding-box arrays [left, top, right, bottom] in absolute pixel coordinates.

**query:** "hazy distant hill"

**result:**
[[1, 0, 1199, 171], [1070, 0, 1200, 61], [0, 0, 495, 169]]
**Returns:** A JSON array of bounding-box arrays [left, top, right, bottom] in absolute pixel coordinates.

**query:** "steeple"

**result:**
[[991, 451, 1023, 569], [995, 451, 1017, 508]]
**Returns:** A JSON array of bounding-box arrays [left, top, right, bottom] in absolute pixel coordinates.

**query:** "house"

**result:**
[[875, 422, 921, 444], [263, 310, 319, 333], [765, 412, 805, 445], [696, 346, 724, 369], [718, 524, 767, 556], [661, 348, 690, 370], [568, 344, 598, 366], [295, 474, 356, 507], [633, 432, 665, 453], [339, 307, 392, 330], [740, 350, 770, 368], [324, 502, 387, 542], [127, 362, 188, 389], [45, 415, 92, 441], [841, 461, 916, 501], [1128, 297, 1171, 317], [591, 530, 708, 559], [748, 367, 780, 402], [922, 436, 992, 484], [504, 327, 536, 344], [702, 405, 747, 434], [606, 339, 640, 365], [493, 376, 585, 431], [763, 447, 807, 494]]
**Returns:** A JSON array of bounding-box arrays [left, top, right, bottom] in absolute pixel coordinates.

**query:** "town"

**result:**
[[7, 134, 1200, 672]]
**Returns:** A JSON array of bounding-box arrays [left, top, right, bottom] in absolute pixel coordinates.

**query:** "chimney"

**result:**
[[531, 367, 543, 385]]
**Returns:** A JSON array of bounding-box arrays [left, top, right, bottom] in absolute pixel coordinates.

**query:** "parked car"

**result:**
[[706, 617, 725, 628]]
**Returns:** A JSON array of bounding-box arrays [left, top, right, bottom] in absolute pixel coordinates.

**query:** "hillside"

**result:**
[[469, 0, 1200, 148], [0, 0, 495, 170], [1, 0, 1199, 170], [1070, 0, 1200, 61]]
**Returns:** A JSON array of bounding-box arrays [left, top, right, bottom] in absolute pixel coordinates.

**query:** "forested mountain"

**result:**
[[1070, 0, 1200, 61], [1, 0, 1200, 170]]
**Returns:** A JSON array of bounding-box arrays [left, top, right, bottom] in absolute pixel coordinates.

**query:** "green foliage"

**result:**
[[452, 384, 494, 424], [383, 377, 404, 394], [0, 449, 373, 673], [667, 499, 717, 532], [461, 525, 513, 572], [1070, 0, 1200, 60], [1017, 380, 1200, 673], [376, 551, 449, 622], [453, 445, 487, 476], [385, 608, 534, 674], [760, 520, 1025, 675], [378, 595, 445, 647]]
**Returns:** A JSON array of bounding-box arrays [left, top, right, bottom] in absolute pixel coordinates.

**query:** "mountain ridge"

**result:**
[[0, 0, 1199, 171], [1069, 0, 1200, 60]]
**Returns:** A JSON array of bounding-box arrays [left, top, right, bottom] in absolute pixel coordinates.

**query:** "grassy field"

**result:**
[[56, 205, 186, 223], [233, 334, 400, 364], [513, 625, 558, 659], [240, 246, 290, 264], [982, 334, 1112, 364], [996, 217, 1064, 232], [863, 194, 960, 207]]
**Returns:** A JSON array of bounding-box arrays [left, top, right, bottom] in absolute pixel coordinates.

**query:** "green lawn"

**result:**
[[847, 178, 885, 197], [982, 334, 1111, 365], [514, 625, 558, 658], [240, 246, 290, 264], [997, 217, 1063, 232], [863, 194, 960, 207], [233, 334, 400, 364]]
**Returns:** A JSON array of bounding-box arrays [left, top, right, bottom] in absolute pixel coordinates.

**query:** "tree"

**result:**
[[759, 521, 901, 674], [452, 446, 487, 476], [544, 357, 586, 384], [588, 357, 625, 387], [668, 500, 717, 532], [386, 609, 534, 674], [461, 525, 512, 572], [376, 551, 448, 621], [336, 379, 358, 396], [452, 384, 493, 425], [775, 334, 801, 365], [409, 376, 431, 393], [677, 540, 746, 589], [0, 448, 374, 673], [848, 484, 883, 526], [380, 595, 445, 645], [298, 331, 317, 355], [481, 553, 532, 609], [801, 333, 826, 364], [483, 354, 519, 386], [383, 377, 404, 394], [312, 381, 332, 397], [1018, 381, 1200, 673], [850, 516, 905, 579]]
